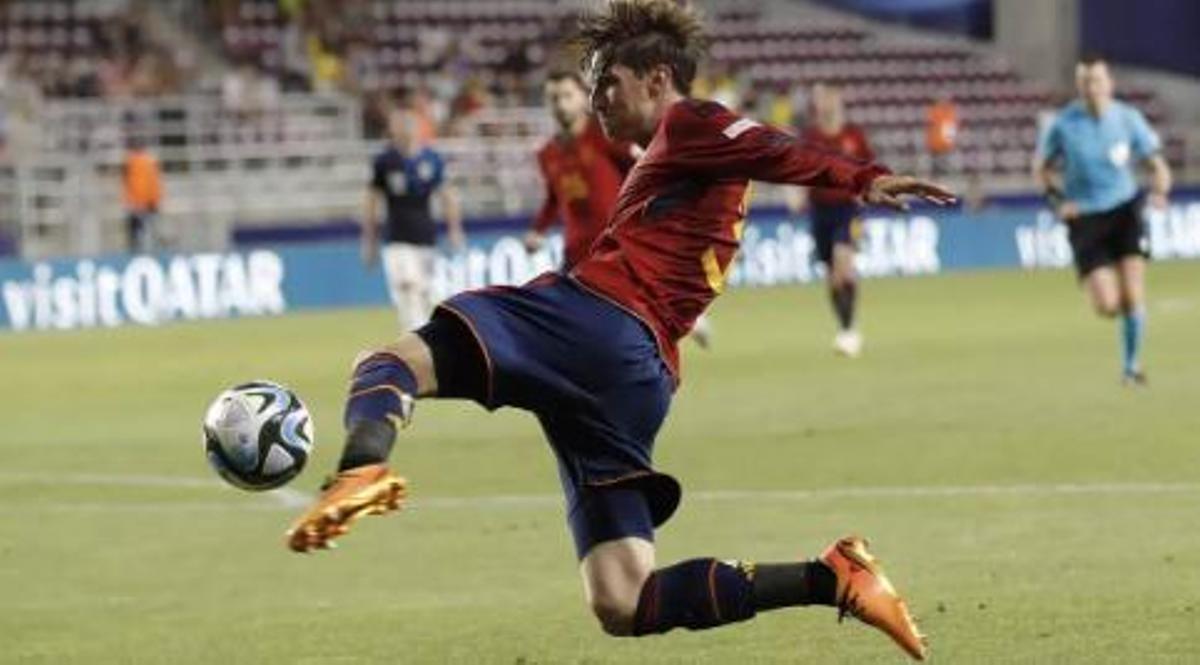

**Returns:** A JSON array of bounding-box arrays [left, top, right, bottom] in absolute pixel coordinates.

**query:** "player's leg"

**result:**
[[287, 313, 487, 551], [380, 243, 421, 330], [810, 207, 841, 338], [580, 533, 654, 635], [829, 241, 862, 356], [1116, 254, 1147, 383], [1069, 212, 1122, 319], [127, 212, 144, 253], [1082, 266, 1122, 319], [1113, 199, 1150, 383], [826, 211, 862, 356], [397, 247, 434, 330], [412, 246, 437, 326], [550, 366, 924, 656], [575, 498, 926, 659]]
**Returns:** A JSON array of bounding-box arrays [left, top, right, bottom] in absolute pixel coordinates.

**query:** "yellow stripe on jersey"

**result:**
[[702, 246, 726, 295], [703, 185, 754, 295]]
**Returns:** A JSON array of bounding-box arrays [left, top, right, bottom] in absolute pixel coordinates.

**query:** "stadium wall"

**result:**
[[2, 191, 1199, 333]]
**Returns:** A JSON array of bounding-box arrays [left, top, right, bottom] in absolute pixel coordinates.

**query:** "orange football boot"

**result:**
[[820, 535, 928, 660], [286, 464, 407, 553]]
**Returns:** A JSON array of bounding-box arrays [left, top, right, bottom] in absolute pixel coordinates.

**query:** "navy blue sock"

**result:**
[[343, 352, 418, 428], [831, 281, 858, 331], [338, 353, 418, 471], [631, 559, 838, 636], [632, 559, 756, 635]]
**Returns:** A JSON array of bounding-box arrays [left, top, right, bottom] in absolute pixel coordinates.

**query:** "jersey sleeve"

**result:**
[[1127, 106, 1162, 159], [369, 155, 386, 191], [429, 150, 447, 189], [532, 152, 559, 233], [667, 101, 888, 194], [1034, 116, 1062, 163]]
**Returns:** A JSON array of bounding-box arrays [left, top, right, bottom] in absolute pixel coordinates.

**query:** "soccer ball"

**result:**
[[203, 380, 314, 491]]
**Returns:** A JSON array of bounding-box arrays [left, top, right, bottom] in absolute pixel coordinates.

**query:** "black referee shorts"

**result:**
[[1067, 195, 1149, 278]]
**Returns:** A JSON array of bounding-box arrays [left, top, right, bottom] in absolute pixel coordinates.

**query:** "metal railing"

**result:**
[[7, 91, 1189, 261], [1, 94, 555, 259]]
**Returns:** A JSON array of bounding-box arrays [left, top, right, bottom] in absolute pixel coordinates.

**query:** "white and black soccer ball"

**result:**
[[203, 380, 314, 491]]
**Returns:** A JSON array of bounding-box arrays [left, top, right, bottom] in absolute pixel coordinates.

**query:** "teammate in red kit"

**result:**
[[789, 83, 875, 356], [287, 1, 952, 659], [524, 70, 636, 269], [526, 68, 714, 347]]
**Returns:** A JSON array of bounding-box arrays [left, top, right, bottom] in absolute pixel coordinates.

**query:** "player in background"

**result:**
[[288, 1, 953, 659], [363, 109, 466, 331], [526, 68, 713, 346], [786, 84, 874, 357], [524, 69, 637, 268], [1033, 54, 1172, 385]]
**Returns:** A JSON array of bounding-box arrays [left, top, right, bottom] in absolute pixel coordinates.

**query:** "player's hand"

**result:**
[[864, 175, 956, 211], [448, 227, 467, 252], [1146, 191, 1169, 211], [360, 241, 378, 268], [523, 230, 545, 253], [1056, 201, 1081, 221]]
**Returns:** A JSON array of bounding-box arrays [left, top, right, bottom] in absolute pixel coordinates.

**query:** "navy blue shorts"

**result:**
[[810, 202, 862, 265], [435, 273, 681, 558]]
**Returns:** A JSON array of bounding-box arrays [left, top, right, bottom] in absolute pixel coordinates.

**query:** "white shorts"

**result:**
[[381, 242, 435, 299]]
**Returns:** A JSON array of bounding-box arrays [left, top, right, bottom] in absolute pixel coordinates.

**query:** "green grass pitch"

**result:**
[[2, 262, 1199, 664]]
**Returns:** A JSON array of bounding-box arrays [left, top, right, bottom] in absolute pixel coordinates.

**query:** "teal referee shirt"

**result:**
[[1035, 99, 1161, 215]]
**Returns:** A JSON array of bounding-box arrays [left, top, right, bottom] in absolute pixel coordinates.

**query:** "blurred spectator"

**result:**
[[406, 88, 439, 144], [307, 34, 344, 93], [122, 137, 164, 252], [447, 77, 493, 135], [222, 58, 281, 141], [342, 39, 380, 95], [765, 84, 794, 129], [222, 59, 280, 115], [4, 4, 188, 100], [963, 172, 988, 211], [789, 84, 810, 127], [926, 95, 960, 175], [708, 65, 742, 110]]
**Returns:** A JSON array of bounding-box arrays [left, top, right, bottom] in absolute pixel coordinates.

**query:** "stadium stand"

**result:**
[[0, 0, 1192, 260], [209, 0, 1185, 174]]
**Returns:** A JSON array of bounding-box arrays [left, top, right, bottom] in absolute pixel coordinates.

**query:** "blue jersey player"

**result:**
[[363, 109, 465, 330], [286, 1, 954, 659], [1033, 54, 1172, 385]]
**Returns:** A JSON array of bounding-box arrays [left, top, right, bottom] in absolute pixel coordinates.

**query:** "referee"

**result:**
[[1033, 54, 1172, 385]]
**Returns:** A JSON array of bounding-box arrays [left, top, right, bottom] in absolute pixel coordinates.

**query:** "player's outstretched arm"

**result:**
[[1143, 154, 1172, 209], [439, 184, 466, 250], [667, 102, 955, 208], [863, 175, 956, 211]]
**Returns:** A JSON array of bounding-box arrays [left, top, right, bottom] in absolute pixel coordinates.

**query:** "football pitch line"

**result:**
[[3, 472, 1199, 512]]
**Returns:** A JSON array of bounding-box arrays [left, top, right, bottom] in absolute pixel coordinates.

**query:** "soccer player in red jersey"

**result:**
[[524, 70, 637, 269], [287, 1, 952, 658], [791, 84, 875, 356]]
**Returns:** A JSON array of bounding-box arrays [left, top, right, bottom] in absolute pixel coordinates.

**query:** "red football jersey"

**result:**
[[533, 117, 635, 268], [800, 123, 875, 206], [571, 100, 888, 379]]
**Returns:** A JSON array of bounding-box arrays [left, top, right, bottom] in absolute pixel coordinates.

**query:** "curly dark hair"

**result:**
[[574, 0, 709, 95]]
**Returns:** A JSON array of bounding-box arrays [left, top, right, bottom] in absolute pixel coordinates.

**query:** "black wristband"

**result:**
[[1044, 186, 1065, 208]]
